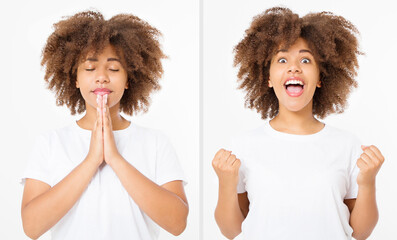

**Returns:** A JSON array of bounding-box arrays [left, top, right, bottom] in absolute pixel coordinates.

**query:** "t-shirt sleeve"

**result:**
[[228, 138, 246, 194], [237, 165, 246, 194], [155, 132, 187, 186], [345, 137, 363, 199], [20, 134, 52, 186]]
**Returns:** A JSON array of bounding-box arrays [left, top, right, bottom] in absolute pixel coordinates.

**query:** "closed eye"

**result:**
[[85, 68, 95, 71], [109, 69, 119, 72]]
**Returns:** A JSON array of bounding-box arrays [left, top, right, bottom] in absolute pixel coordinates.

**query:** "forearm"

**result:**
[[215, 182, 244, 239], [350, 184, 378, 240], [108, 155, 188, 235], [22, 157, 100, 239]]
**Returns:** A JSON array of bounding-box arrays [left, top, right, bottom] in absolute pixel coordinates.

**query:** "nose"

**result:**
[[287, 61, 302, 73], [95, 67, 109, 84]]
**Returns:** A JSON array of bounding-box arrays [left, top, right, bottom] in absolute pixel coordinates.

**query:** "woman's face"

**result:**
[[76, 44, 128, 110], [268, 37, 321, 113]]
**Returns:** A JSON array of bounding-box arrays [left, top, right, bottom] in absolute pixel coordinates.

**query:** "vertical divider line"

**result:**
[[199, 0, 204, 239]]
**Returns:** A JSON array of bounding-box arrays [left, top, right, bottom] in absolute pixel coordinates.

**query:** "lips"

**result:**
[[93, 88, 112, 96], [284, 77, 304, 97]]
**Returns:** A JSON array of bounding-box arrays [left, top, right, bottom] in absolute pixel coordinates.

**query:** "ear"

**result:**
[[125, 81, 129, 89], [268, 80, 273, 88], [316, 80, 321, 88], [76, 80, 80, 88]]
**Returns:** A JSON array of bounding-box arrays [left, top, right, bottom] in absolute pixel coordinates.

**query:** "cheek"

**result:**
[[106, 90, 126, 108]]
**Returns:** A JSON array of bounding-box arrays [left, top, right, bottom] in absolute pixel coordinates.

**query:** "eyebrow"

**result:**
[[276, 49, 313, 54], [86, 57, 121, 62]]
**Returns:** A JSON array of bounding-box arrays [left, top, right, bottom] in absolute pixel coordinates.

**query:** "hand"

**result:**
[[100, 94, 121, 164], [356, 145, 385, 187], [86, 95, 104, 166], [212, 149, 241, 188]]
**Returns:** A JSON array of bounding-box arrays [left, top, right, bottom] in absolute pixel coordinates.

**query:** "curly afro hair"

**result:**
[[41, 10, 166, 115], [234, 7, 363, 119]]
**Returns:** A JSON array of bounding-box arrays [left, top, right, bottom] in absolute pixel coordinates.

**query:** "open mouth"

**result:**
[[284, 79, 304, 97]]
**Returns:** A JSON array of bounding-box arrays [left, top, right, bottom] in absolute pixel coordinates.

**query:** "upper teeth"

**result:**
[[285, 80, 304, 86]]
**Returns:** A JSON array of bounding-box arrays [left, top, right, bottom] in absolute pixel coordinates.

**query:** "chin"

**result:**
[[284, 103, 308, 113]]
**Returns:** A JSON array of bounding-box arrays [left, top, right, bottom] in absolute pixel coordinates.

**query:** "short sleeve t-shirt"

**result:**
[[233, 121, 362, 240], [21, 122, 186, 240]]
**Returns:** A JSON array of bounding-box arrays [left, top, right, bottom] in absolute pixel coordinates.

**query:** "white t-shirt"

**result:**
[[21, 121, 186, 240], [232, 121, 362, 240]]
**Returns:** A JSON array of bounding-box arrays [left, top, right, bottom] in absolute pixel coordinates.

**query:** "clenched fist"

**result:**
[[356, 145, 385, 187], [212, 149, 241, 188]]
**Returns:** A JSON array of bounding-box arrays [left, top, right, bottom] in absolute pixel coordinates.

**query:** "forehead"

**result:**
[[85, 44, 120, 59], [277, 37, 311, 53]]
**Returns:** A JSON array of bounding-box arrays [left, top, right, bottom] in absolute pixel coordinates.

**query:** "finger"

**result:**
[[220, 150, 232, 162], [361, 145, 368, 150], [98, 106, 103, 132], [103, 94, 106, 110], [356, 158, 367, 170], [226, 154, 237, 165], [103, 108, 111, 133], [107, 106, 112, 129], [213, 149, 226, 163], [102, 95, 108, 128], [102, 105, 107, 130], [368, 145, 384, 163], [232, 158, 241, 168], [93, 109, 99, 133], [98, 95, 103, 109], [360, 153, 374, 167], [96, 106, 100, 122], [104, 95, 112, 130], [96, 94, 100, 108], [363, 148, 381, 165]]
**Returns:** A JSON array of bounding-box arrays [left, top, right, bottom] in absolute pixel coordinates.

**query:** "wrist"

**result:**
[[107, 154, 125, 168], [218, 180, 238, 193], [84, 155, 103, 168], [358, 183, 376, 191]]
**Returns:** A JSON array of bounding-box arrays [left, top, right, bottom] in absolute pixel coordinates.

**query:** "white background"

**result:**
[[1, 0, 397, 239], [203, 0, 397, 239], [0, 0, 199, 239]]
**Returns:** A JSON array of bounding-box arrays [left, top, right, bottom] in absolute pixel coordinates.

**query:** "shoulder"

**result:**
[[228, 125, 266, 153], [324, 124, 361, 145], [32, 125, 69, 143], [131, 123, 167, 137], [130, 123, 172, 145], [231, 125, 267, 142], [230, 125, 268, 147]]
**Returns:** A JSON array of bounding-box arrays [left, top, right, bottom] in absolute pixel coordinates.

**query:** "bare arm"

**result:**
[[214, 189, 247, 239], [345, 185, 378, 240], [213, 149, 246, 239], [98, 95, 188, 236], [21, 157, 101, 239], [108, 156, 188, 236], [22, 104, 105, 239], [347, 145, 384, 240]]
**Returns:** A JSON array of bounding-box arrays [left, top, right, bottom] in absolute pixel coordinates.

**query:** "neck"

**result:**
[[270, 100, 324, 135], [77, 103, 130, 131]]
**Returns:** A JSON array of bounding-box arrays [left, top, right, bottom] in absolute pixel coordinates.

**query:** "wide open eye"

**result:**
[[278, 58, 287, 63], [301, 58, 310, 64]]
